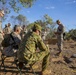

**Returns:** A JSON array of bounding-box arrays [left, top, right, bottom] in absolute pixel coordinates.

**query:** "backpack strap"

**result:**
[[10, 33, 19, 49], [10, 33, 16, 45]]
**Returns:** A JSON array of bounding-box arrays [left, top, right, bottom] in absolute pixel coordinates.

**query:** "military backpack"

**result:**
[[1, 33, 15, 47]]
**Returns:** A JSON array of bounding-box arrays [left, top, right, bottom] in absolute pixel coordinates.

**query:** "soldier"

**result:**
[[7, 23, 12, 34], [20, 25, 27, 39], [3, 25, 22, 57], [0, 10, 4, 49], [0, 30, 4, 45], [18, 24, 51, 75], [3, 23, 12, 35], [54, 20, 64, 56], [3, 24, 8, 35]]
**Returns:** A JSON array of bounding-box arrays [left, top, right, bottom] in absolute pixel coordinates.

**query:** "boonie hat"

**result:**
[[33, 24, 42, 32]]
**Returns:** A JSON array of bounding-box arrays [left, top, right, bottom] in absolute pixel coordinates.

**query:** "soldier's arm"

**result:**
[[37, 36, 48, 51], [56, 25, 64, 34]]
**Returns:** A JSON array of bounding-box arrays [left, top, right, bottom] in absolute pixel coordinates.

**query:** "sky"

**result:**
[[2, 0, 76, 31]]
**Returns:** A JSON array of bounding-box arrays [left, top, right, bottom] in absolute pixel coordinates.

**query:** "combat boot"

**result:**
[[40, 69, 51, 75], [55, 51, 62, 56], [32, 65, 39, 69]]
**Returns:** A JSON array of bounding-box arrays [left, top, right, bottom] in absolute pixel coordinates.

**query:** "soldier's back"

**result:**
[[0, 33, 3, 44]]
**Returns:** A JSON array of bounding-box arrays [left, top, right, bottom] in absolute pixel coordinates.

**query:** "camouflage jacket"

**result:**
[[18, 31, 48, 62]]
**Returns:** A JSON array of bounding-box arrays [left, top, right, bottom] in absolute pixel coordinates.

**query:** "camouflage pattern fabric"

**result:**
[[7, 26, 12, 34], [3, 27, 8, 34], [3, 26, 12, 35], [18, 31, 50, 71], [0, 32, 4, 44], [20, 28, 27, 39], [57, 24, 64, 52]]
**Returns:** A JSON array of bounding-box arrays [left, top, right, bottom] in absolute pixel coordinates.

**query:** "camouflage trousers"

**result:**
[[23, 50, 50, 71], [57, 36, 63, 52]]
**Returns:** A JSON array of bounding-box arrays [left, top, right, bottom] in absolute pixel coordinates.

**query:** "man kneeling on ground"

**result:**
[[17, 23, 51, 75]]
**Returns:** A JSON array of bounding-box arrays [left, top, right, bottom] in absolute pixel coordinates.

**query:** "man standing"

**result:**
[[7, 23, 12, 34], [0, 10, 4, 30], [18, 24, 51, 75], [0, 10, 4, 47], [3, 24, 8, 35], [54, 20, 64, 56], [20, 25, 27, 39], [0, 30, 4, 45], [3, 23, 12, 35]]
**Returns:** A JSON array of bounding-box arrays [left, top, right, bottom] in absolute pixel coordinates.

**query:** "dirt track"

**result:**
[[0, 40, 76, 75]]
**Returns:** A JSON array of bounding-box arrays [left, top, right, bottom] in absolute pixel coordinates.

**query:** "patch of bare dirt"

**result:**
[[0, 40, 76, 75]]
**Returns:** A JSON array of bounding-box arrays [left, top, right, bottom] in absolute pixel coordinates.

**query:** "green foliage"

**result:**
[[21, 14, 56, 40], [16, 14, 26, 25], [20, 0, 36, 7], [35, 20, 46, 30], [9, 14, 29, 26], [35, 14, 55, 30], [0, 0, 36, 13], [26, 14, 56, 40], [27, 23, 34, 30], [44, 14, 53, 25], [70, 29, 76, 40], [46, 30, 54, 39], [65, 32, 71, 40], [65, 29, 76, 40]]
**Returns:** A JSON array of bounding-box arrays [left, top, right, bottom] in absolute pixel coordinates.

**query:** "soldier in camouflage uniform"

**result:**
[[7, 23, 12, 34], [18, 24, 51, 75], [0, 30, 4, 46], [3, 25, 22, 57], [0, 10, 4, 50], [3, 24, 8, 35], [54, 20, 64, 56], [3, 23, 12, 35], [20, 25, 27, 39]]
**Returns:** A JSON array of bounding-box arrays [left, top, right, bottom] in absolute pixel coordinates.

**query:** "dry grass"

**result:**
[[47, 38, 57, 45]]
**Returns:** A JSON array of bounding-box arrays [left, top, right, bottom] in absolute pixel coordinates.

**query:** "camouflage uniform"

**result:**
[[57, 23, 64, 54], [7, 26, 12, 34], [3, 25, 8, 34], [21, 25, 27, 39], [18, 24, 50, 71], [0, 30, 4, 43]]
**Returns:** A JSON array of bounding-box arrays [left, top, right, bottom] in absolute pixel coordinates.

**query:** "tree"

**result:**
[[16, 14, 28, 25], [43, 14, 56, 30], [65, 29, 76, 41], [0, 0, 36, 13], [0, 0, 36, 30], [9, 15, 17, 27], [35, 20, 46, 30], [10, 14, 29, 27], [27, 23, 34, 30], [35, 14, 56, 39], [35, 14, 56, 30]]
